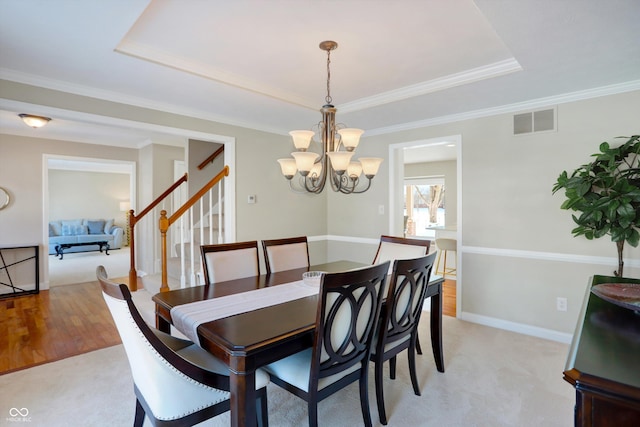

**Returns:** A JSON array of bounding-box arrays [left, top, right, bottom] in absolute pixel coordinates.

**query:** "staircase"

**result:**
[[128, 165, 229, 294]]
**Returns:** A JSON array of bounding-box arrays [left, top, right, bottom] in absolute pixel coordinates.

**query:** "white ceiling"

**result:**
[[1, 0, 639, 163]]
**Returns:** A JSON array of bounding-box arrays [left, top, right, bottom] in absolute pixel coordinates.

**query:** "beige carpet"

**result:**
[[48, 247, 130, 286], [0, 316, 574, 426]]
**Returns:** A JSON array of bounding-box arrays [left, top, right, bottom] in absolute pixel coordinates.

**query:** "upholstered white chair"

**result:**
[[200, 240, 260, 284], [370, 253, 437, 425], [261, 236, 310, 275], [372, 235, 431, 273], [262, 262, 390, 427], [96, 266, 270, 427]]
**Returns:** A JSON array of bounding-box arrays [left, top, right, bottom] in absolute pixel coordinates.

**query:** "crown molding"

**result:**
[[2, 67, 639, 140], [340, 58, 522, 113], [366, 79, 640, 136], [0, 67, 286, 136]]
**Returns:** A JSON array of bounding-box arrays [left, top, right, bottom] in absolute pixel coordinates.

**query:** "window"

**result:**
[[403, 177, 445, 237]]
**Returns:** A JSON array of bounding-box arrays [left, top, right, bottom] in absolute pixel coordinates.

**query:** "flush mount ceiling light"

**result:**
[[18, 114, 51, 128], [277, 41, 383, 194]]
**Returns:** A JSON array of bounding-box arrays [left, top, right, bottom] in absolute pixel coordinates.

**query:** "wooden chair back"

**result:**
[[200, 240, 260, 284], [262, 236, 310, 275], [311, 261, 390, 394], [372, 235, 431, 272]]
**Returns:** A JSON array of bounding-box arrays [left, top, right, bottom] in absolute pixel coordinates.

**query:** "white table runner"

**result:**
[[170, 280, 319, 343]]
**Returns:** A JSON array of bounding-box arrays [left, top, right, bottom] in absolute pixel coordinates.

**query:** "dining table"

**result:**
[[152, 260, 446, 427]]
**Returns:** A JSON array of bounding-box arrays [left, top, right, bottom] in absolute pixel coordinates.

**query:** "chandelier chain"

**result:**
[[325, 48, 332, 105]]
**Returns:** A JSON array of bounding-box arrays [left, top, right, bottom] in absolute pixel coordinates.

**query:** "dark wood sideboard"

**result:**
[[564, 275, 640, 426]]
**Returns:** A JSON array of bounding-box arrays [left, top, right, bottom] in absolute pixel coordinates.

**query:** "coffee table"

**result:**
[[54, 241, 110, 260]]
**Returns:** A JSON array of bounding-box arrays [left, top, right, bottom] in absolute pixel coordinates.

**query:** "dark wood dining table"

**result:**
[[152, 260, 445, 427]]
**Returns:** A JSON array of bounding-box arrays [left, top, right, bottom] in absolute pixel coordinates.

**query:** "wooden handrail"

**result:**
[[129, 173, 188, 229], [159, 165, 229, 292], [197, 146, 225, 170], [127, 173, 188, 291]]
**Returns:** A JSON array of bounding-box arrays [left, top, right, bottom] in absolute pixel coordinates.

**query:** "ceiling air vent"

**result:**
[[513, 108, 556, 135]]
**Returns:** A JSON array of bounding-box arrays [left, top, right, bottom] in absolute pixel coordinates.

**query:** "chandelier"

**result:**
[[277, 41, 383, 194]]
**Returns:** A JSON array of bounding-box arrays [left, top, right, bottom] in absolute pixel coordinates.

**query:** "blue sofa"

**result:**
[[48, 218, 124, 255]]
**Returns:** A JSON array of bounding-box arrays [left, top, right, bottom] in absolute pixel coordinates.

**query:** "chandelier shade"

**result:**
[[291, 151, 319, 176], [347, 161, 363, 178], [337, 128, 364, 151], [327, 151, 353, 173], [359, 157, 384, 177], [289, 130, 315, 151], [278, 41, 383, 194], [277, 158, 298, 179]]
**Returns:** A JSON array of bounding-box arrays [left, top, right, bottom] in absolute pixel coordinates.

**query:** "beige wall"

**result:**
[[0, 134, 138, 285], [49, 170, 130, 227], [334, 89, 640, 336], [2, 78, 639, 339]]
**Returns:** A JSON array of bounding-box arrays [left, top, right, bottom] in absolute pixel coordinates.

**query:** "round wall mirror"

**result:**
[[0, 187, 10, 210]]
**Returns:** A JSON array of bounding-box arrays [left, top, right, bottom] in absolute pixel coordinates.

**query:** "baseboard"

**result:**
[[459, 311, 573, 344]]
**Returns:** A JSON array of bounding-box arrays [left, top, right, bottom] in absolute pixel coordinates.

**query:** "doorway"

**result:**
[[388, 135, 462, 317], [44, 156, 136, 287]]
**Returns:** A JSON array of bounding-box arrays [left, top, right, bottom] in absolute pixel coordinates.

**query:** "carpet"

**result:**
[[0, 316, 574, 426], [48, 247, 130, 287]]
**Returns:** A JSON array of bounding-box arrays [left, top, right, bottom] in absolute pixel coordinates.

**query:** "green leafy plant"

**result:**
[[552, 135, 639, 277]]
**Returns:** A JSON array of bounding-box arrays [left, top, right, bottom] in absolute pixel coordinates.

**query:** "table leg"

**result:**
[[230, 367, 256, 427], [156, 313, 171, 334], [430, 284, 445, 372]]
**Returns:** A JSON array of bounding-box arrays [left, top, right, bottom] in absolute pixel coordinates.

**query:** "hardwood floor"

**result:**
[[443, 278, 457, 317], [0, 275, 457, 374], [0, 280, 122, 374]]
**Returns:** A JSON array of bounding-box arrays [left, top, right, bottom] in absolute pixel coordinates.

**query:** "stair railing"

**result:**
[[127, 173, 188, 291], [197, 145, 225, 170], [158, 165, 229, 292]]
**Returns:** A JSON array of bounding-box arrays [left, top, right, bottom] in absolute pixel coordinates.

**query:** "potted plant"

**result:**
[[552, 135, 639, 277]]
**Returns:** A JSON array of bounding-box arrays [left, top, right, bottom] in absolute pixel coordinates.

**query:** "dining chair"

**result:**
[[369, 253, 437, 425], [261, 236, 310, 275], [372, 235, 431, 272], [96, 266, 270, 427], [200, 240, 260, 284], [262, 261, 390, 427], [373, 235, 433, 356]]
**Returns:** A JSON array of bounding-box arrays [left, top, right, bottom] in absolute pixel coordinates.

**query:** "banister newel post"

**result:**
[[160, 210, 170, 292], [128, 209, 138, 291]]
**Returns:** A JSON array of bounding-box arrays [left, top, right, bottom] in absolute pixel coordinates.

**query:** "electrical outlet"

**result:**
[[247, 195, 256, 204], [556, 297, 567, 312]]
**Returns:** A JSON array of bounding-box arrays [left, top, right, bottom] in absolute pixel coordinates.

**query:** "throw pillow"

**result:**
[[75, 225, 88, 235], [104, 219, 114, 234], [87, 220, 105, 235], [61, 225, 74, 236], [49, 221, 62, 236], [61, 219, 82, 228]]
